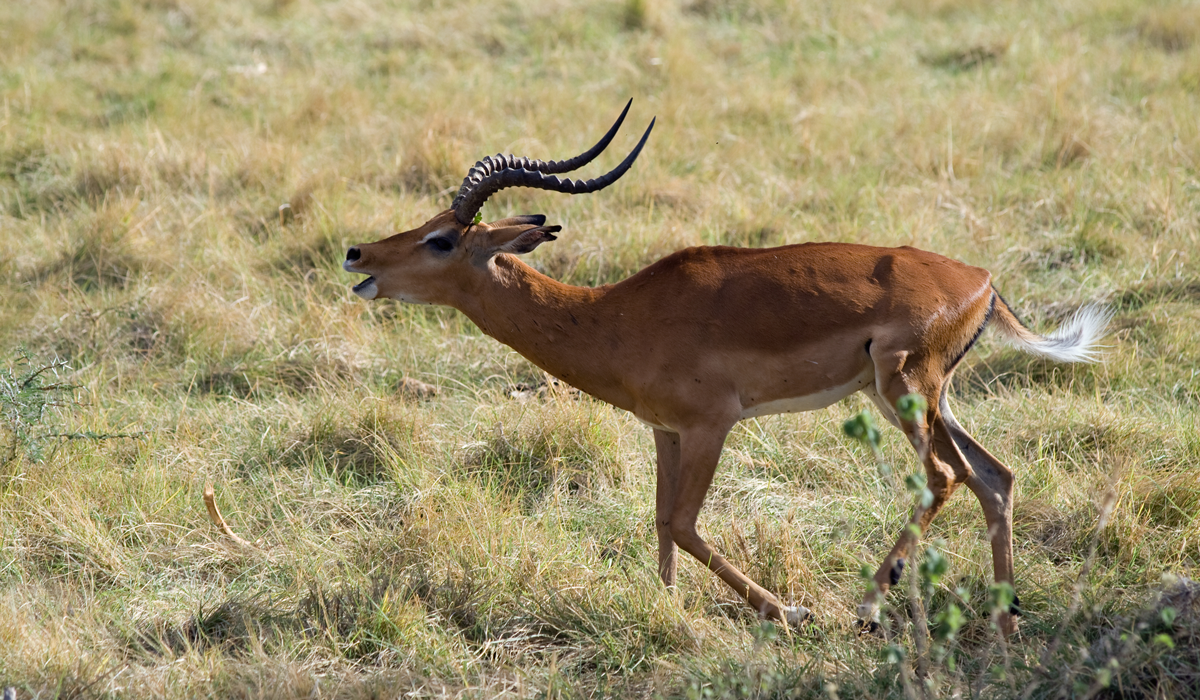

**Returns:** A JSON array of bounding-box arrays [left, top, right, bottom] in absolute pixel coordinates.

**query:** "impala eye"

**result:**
[[428, 237, 454, 252]]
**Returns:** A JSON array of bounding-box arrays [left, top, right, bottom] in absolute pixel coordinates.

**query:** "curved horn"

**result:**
[[450, 100, 632, 214], [452, 116, 655, 226]]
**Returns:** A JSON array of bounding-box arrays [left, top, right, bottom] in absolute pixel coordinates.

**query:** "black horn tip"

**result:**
[[630, 117, 656, 157]]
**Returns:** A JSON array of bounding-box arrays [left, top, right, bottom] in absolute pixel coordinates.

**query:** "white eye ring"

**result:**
[[418, 229, 454, 245]]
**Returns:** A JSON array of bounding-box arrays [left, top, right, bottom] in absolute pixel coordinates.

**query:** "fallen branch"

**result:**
[[203, 482, 256, 549]]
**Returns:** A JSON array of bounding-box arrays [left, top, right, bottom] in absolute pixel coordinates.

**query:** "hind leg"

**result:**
[[939, 393, 1020, 635], [857, 349, 973, 626]]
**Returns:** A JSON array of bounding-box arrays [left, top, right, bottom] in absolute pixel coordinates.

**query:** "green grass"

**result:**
[[2, 0, 1199, 697]]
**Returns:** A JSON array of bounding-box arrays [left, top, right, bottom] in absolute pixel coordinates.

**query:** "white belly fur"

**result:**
[[739, 365, 875, 420], [634, 415, 670, 431], [630, 366, 876, 432]]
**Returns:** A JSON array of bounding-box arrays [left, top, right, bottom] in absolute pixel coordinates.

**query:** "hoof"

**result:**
[[782, 605, 811, 628], [856, 618, 884, 637]]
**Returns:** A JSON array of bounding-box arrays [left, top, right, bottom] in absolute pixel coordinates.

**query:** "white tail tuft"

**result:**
[[994, 302, 1112, 363]]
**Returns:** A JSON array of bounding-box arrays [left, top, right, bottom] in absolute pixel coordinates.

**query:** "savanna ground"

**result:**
[[1, 0, 1199, 697]]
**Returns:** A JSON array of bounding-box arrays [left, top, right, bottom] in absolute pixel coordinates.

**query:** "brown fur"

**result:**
[[345, 210, 1095, 634]]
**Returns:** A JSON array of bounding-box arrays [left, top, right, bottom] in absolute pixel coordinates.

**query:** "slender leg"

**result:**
[[858, 417, 969, 622], [652, 428, 681, 587], [668, 422, 808, 625], [858, 351, 971, 624], [940, 394, 1019, 635]]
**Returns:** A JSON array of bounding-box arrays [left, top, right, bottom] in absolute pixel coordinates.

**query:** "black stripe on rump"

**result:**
[[945, 291, 997, 374]]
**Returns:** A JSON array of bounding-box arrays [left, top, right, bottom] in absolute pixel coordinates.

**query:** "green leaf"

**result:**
[[1153, 633, 1175, 648], [472, 211, 483, 224], [988, 581, 1015, 613], [919, 546, 950, 587], [904, 474, 934, 507], [904, 472, 927, 493], [842, 411, 881, 449], [933, 602, 965, 641], [883, 643, 905, 663], [1161, 606, 1177, 626], [895, 393, 928, 422], [754, 621, 779, 643]]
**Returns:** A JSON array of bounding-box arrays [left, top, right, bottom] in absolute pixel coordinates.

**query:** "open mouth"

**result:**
[[351, 275, 378, 300]]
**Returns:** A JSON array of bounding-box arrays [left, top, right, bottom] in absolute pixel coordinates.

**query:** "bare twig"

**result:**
[[203, 482, 256, 549], [43, 431, 144, 441], [907, 555, 932, 698]]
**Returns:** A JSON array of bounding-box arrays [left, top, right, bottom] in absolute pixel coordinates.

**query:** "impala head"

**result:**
[[341, 210, 565, 304], [344, 100, 655, 303]]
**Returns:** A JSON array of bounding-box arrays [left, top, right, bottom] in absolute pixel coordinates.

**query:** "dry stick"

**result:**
[[203, 482, 256, 549], [906, 546, 933, 699], [863, 582, 920, 700], [890, 605, 921, 700], [853, 408, 922, 700]]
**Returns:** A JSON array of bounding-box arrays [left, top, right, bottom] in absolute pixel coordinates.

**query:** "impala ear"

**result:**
[[489, 214, 547, 228], [495, 225, 562, 255]]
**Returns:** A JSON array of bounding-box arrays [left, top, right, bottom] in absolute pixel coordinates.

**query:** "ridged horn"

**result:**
[[451, 100, 632, 210], [451, 103, 653, 226]]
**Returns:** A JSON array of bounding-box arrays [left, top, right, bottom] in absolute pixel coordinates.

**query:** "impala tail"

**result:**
[[990, 290, 1111, 363]]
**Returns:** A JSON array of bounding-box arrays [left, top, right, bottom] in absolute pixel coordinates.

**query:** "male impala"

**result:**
[[343, 101, 1108, 634]]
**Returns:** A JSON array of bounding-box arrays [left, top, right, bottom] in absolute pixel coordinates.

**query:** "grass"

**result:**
[[1, 0, 1199, 697]]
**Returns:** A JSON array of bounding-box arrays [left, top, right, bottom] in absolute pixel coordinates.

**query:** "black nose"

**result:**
[[345, 247, 361, 261]]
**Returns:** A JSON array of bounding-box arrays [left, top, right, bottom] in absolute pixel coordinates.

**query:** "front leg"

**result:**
[[653, 428, 681, 587], [668, 421, 809, 626]]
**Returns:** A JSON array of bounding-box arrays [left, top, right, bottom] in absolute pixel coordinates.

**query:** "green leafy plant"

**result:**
[[1, 350, 76, 464], [842, 410, 884, 473], [843, 394, 980, 697], [0, 349, 137, 467]]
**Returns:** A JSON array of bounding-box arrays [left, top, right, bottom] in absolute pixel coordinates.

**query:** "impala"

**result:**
[[343, 101, 1108, 634]]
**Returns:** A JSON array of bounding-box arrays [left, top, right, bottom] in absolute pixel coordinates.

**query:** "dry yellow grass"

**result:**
[[1, 0, 1199, 697]]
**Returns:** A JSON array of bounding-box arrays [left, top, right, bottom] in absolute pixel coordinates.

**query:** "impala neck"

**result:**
[[449, 255, 632, 409]]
